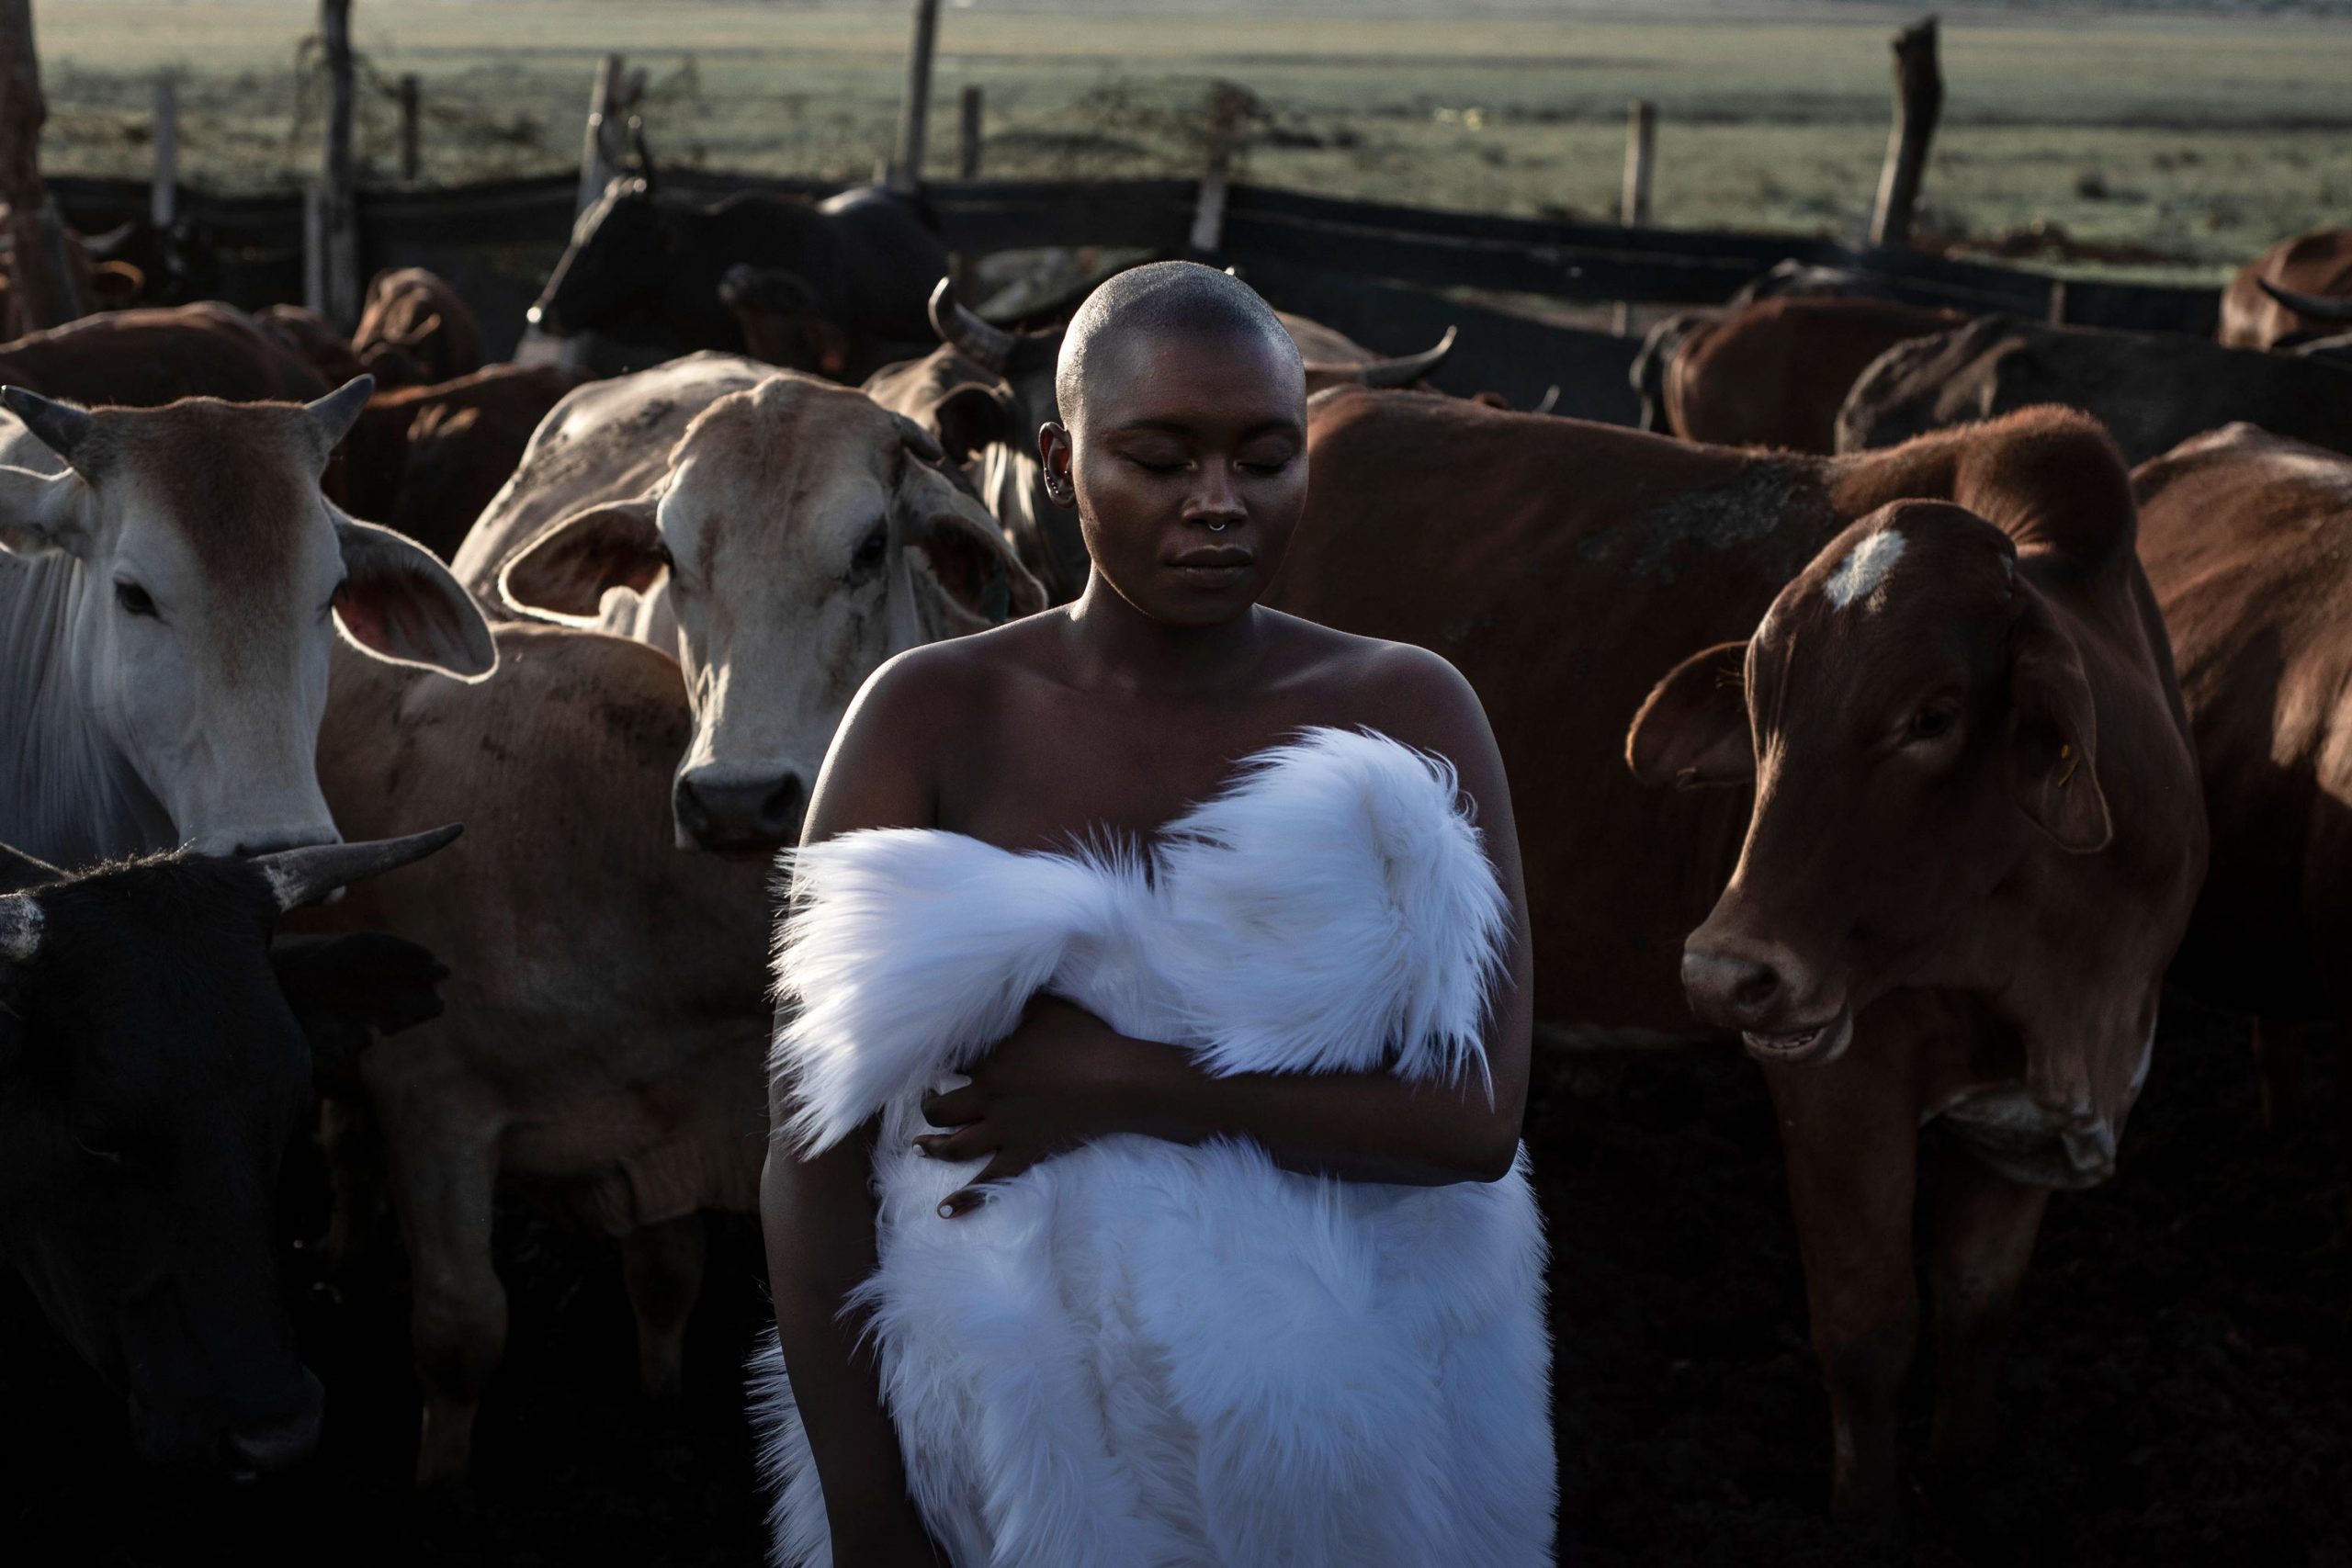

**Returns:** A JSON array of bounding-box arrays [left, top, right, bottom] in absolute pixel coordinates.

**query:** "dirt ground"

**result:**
[[2, 987, 2343, 1566]]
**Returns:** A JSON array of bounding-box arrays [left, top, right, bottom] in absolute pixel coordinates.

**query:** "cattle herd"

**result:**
[[0, 162, 2346, 1553]]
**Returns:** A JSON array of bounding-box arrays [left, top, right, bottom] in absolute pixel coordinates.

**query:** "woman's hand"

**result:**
[[913, 996, 1167, 1216]]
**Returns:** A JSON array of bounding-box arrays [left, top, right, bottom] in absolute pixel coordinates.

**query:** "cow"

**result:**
[[0, 302, 330, 408], [856, 278, 1457, 603], [526, 174, 947, 382], [1630, 296, 1965, 453], [0, 380, 497, 868], [0, 828, 458, 1477], [340, 364, 584, 559], [1835, 314, 2352, 465], [2219, 228, 2352, 349], [2133, 423, 2352, 1125], [304, 624, 772, 1488], [254, 303, 369, 389], [1267, 391, 2207, 1523], [0, 223, 147, 339], [447, 353, 1043, 853], [352, 267, 483, 389]]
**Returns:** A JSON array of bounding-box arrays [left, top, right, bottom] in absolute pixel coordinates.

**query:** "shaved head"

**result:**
[[1056, 262, 1301, 426]]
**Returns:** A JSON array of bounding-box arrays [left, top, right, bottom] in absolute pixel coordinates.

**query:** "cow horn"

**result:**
[[892, 412, 945, 465], [251, 824, 464, 914], [1354, 325, 1457, 389], [0, 894, 40, 964], [2257, 278, 2352, 324], [929, 277, 1017, 373], [629, 117, 658, 194], [2, 387, 95, 468], [304, 375, 377, 448], [1532, 384, 1561, 415]]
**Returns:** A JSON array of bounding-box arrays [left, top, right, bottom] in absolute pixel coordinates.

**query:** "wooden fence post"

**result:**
[[1611, 99, 1656, 336], [1621, 99, 1655, 228], [577, 53, 624, 213], [309, 0, 361, 331], [1869, 15, 1942, 250], [957, 84, 983, 180], [890, 0, 943, 193], [151, 78, 177, 230], [399, 73, 421, 184], [1189, 88, 1245, 255], [0, 0, 82, 328]]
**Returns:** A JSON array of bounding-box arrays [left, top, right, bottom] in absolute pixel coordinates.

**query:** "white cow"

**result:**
[[451, 353, 1043, 852], [0, 381, 494, 867]]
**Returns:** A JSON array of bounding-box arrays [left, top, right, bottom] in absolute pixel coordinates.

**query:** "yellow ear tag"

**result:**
[[2058, 742, 2080, 787]]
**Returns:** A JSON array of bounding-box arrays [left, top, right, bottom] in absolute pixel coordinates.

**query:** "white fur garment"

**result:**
[[749, 728, 1555, 1567]]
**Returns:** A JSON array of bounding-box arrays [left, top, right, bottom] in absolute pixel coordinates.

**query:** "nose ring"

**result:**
[[1207, 522, 1227, 532]]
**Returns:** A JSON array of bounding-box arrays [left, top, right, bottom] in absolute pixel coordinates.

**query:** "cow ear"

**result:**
[[2007, 592, 2111, 853], [498, 495, 666, 621], [906, 509, 1046, 633], [0, 462, 87, 560], [269, 932, 448, 1097], [931, 382, 1018, 467], [1627, 641, 1755, 788], [334, 513, 499, 680]]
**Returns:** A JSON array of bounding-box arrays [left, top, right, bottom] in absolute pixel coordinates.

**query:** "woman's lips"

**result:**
[[1166, 546, 1254, 585]]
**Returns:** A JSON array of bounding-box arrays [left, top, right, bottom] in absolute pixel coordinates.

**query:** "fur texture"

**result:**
[[750, 728, 1554, 1568]]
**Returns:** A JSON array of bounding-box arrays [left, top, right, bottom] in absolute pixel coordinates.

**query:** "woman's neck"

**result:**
[[1058, 574, 1272, 699]]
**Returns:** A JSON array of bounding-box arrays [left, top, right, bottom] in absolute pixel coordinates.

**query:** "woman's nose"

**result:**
[[1183, 463, 1247, 527]]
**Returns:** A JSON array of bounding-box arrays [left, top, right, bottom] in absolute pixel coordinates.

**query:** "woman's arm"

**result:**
[[914, 646, 1535, 1213], [761, 652, 957, 1564]]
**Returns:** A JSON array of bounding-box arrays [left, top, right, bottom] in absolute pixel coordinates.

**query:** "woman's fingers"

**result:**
[[939, 1148, 1035, 1218], [920, 1082, 985, 1126], [910, 1123, 996, 1163]]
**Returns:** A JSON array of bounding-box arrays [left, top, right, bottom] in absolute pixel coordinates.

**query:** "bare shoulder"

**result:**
[[1272, 613, 1495, 761], [808, 614, 1068, 839]]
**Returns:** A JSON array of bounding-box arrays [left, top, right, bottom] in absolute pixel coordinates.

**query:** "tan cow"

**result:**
[[2135, 423, 2352, 1122], [451, 353, 1044, 853], [0, 381, 495, 867], [1272, 391, 2207, 1524], [306, 624, 770, 1490], [2219, 228, 2352, 349]]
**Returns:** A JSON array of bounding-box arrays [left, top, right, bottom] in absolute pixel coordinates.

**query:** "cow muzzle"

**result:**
[[129, 1365, 324, 1482], [1680, 938, 1853, 1066], [673, 763, 808, 858]]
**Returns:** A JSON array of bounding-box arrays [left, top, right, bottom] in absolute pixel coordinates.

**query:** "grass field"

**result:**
[[31, 0, 2352, 279]]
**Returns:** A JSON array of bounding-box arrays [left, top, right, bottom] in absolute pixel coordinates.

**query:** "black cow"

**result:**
[[1836, 313, 2352, 464], [0, 828, 457, 1478], [526, 174, 947, 382]]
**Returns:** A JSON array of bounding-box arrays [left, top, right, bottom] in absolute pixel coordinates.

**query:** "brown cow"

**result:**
[[2219, 228, 2352, 349], [1632, 296, 1965, 453], [340, 364, 583, 559], [352, 267, 483, 389], [1268, 392, 2207, 1522], [0, 302, 328, 407], [2134, 423, 2352, 1122], [304, 624, 768, 1488], [254, 303, 369, 389]]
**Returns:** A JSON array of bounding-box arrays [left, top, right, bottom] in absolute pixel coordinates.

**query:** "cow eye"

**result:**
[[114, 581, 158, 618], [1906, 703, 1961, 744], [850, 524, 889, 575]]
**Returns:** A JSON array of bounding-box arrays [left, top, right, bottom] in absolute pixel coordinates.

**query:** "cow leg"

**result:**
[[321, 1093, 392, 1282], [1924, 1144, 2049, 1487], [2249, 1014, 2309, 1129], [375, 1089, 506, 1492], [1763, 1049, 1921, 1529], [620, 1213, 706, 1407]]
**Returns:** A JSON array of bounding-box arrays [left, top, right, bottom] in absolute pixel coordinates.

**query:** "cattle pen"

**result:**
[[3, 3, 2347, 1567]]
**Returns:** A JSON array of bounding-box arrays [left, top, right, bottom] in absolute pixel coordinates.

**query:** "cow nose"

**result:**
[[1681, 943, 1792, 1032], [673, 768, 807, 854], [220, 1368, 325, 1480]]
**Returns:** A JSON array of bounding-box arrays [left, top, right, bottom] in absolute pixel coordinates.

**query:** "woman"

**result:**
[[757, 263, 1550, 1566]]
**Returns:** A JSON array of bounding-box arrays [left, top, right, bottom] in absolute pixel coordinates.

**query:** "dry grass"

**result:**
[[34, 1, 2352, 277]]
